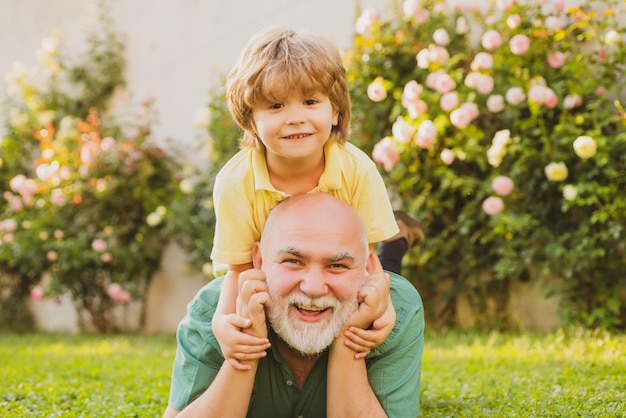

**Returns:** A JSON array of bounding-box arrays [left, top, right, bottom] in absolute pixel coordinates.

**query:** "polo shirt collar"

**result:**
[[251, 141, 344, 193]]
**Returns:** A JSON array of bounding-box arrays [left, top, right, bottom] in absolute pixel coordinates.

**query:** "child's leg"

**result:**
[[378, 211, 425, 274]]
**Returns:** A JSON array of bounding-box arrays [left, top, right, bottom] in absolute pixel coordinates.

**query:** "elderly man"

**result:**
[[164, 193, 424, 417]]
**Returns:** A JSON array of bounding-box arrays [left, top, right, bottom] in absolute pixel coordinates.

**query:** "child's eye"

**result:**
[[304, 99, 319, 106], [269, 103, 283, 109]]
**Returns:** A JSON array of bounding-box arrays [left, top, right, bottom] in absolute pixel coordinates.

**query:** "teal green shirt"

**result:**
[[168, 273, 424, 417]]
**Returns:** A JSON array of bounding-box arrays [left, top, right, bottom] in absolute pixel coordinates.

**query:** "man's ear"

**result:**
[[365, 249, 383, 275], [252, 242, 263, 269]]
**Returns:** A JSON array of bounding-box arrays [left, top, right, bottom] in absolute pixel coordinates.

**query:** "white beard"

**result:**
[[267, 290, 358, 356]]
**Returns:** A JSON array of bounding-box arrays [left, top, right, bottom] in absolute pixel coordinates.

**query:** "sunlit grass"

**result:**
[[0, 329, 624, 417], [421, 328, 626, 417], [0, 334, 175, 417]]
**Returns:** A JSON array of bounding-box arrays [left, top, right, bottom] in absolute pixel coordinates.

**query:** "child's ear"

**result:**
[[252, 242, 263, 269], [333, 109, 339, 126]]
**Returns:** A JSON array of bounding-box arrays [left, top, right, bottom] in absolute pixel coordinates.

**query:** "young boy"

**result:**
[[211, 27, 424, 369]]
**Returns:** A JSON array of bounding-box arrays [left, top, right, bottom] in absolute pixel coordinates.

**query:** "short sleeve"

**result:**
[[211, 174, 260, 265], [352, 162, 399, 244], [167, 279, 225, 410], [366, 273, 424, 417]]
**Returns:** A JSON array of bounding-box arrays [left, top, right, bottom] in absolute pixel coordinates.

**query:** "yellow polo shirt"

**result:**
[[210, 141, 398, 265]]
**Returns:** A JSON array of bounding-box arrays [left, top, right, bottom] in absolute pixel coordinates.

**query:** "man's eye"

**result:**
[[282, 258, 301, 265], [328, 263, 348, 270]]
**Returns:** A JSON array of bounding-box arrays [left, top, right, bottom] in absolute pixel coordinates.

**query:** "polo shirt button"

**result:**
[[286, 380, 294, 386]]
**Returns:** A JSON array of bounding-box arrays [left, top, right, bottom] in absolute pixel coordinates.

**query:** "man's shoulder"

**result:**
[[368, 272, 423, 356], [389, 272, 422, 305], [187, 277, 224, 317]]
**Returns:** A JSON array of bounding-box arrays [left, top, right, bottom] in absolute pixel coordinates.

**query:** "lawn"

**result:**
[[0, 329, 624, 417]]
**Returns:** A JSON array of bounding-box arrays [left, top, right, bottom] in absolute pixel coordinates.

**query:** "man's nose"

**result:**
[[298, 267, 328, 297]]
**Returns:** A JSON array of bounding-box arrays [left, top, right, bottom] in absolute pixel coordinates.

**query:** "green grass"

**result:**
[[0, 329, 624, 417]]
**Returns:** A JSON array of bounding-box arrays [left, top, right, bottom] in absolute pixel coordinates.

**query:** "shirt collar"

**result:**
[[252, 141, 343, 193]]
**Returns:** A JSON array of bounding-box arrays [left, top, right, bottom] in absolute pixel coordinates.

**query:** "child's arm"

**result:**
[[343, 294, 395, 359], [342, 247, 396, 359], [212, 263, 271, 370]]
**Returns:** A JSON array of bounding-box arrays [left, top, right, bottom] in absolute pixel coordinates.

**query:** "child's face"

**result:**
[[251, 89, 339, 162]]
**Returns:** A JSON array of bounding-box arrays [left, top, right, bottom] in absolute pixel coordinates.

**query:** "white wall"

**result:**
[[1, 0, 391, 153]]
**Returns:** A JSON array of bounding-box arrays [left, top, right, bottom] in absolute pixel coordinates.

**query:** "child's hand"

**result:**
[[212, 311, 271, 371], [344, 293, 396, 359], [343, 252, 396, 358]]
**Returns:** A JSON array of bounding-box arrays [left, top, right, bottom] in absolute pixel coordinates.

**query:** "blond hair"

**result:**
[[226, 27, 351, 148]]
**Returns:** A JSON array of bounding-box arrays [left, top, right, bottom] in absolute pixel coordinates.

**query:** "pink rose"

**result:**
[[367, 78, 388, 102], [440, 148, 455, 165], [487, 95, 505, 113], [491, 175, 514, 196], [507, 14, 521, 29], [46, 251, 58, 262], [528, 84, 558, 107], [403, 0, 430, 22], [403, 80, 423, 101], [440, 92, 460, 112], [415, 120, 437, 148], [482, 196, 505, 215], [92, 238, 108, 252], [545, 16, 563, 32], [372, 137, 400, 172], [432, 72, 456, 94], [0, 218, 17, 232], [405, 100, 428, 119], [496, 0, 515, 10], [481, 30, 503, 51], [563, 94, 582, 110], [554, 0, 565, 13], [100, 137, 116, 151], [433, 28, 450, 46], [355, 8, 380, 35], [475, 74, 495, 95], [506, 87, 526, 105], [429, 46, 450, 65], [547, 52, 566, 69], [416, 48, 430, 69], [509, 34, 531, 55], [30, 286, 45, 301], [101, 252, 113, 263], [392, 119, 415, 144], [80, 141, 98, 165], [464, 72, 481, 89], [107, 283, 131, 303], [3, 233, 15, 244], [471, 52, 494, 71], [50, 189, 66, 207], [450, 103, 479, 129]]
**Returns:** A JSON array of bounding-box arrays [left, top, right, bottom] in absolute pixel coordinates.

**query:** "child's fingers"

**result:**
[[343, 337, 372, 358], [344, 327, 379, 349], [227, 357, 252, 371], [226, 314, 251, 330]]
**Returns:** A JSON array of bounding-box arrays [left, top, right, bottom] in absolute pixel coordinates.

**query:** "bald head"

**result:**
[[261, 193, 368, 252]]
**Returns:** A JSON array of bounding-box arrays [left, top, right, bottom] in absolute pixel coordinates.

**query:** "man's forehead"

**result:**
[[276, 245, 356, 262]]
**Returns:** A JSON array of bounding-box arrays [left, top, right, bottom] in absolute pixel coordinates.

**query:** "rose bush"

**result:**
[[346, 0, 626, 328], [0, 7, 180, 332]]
